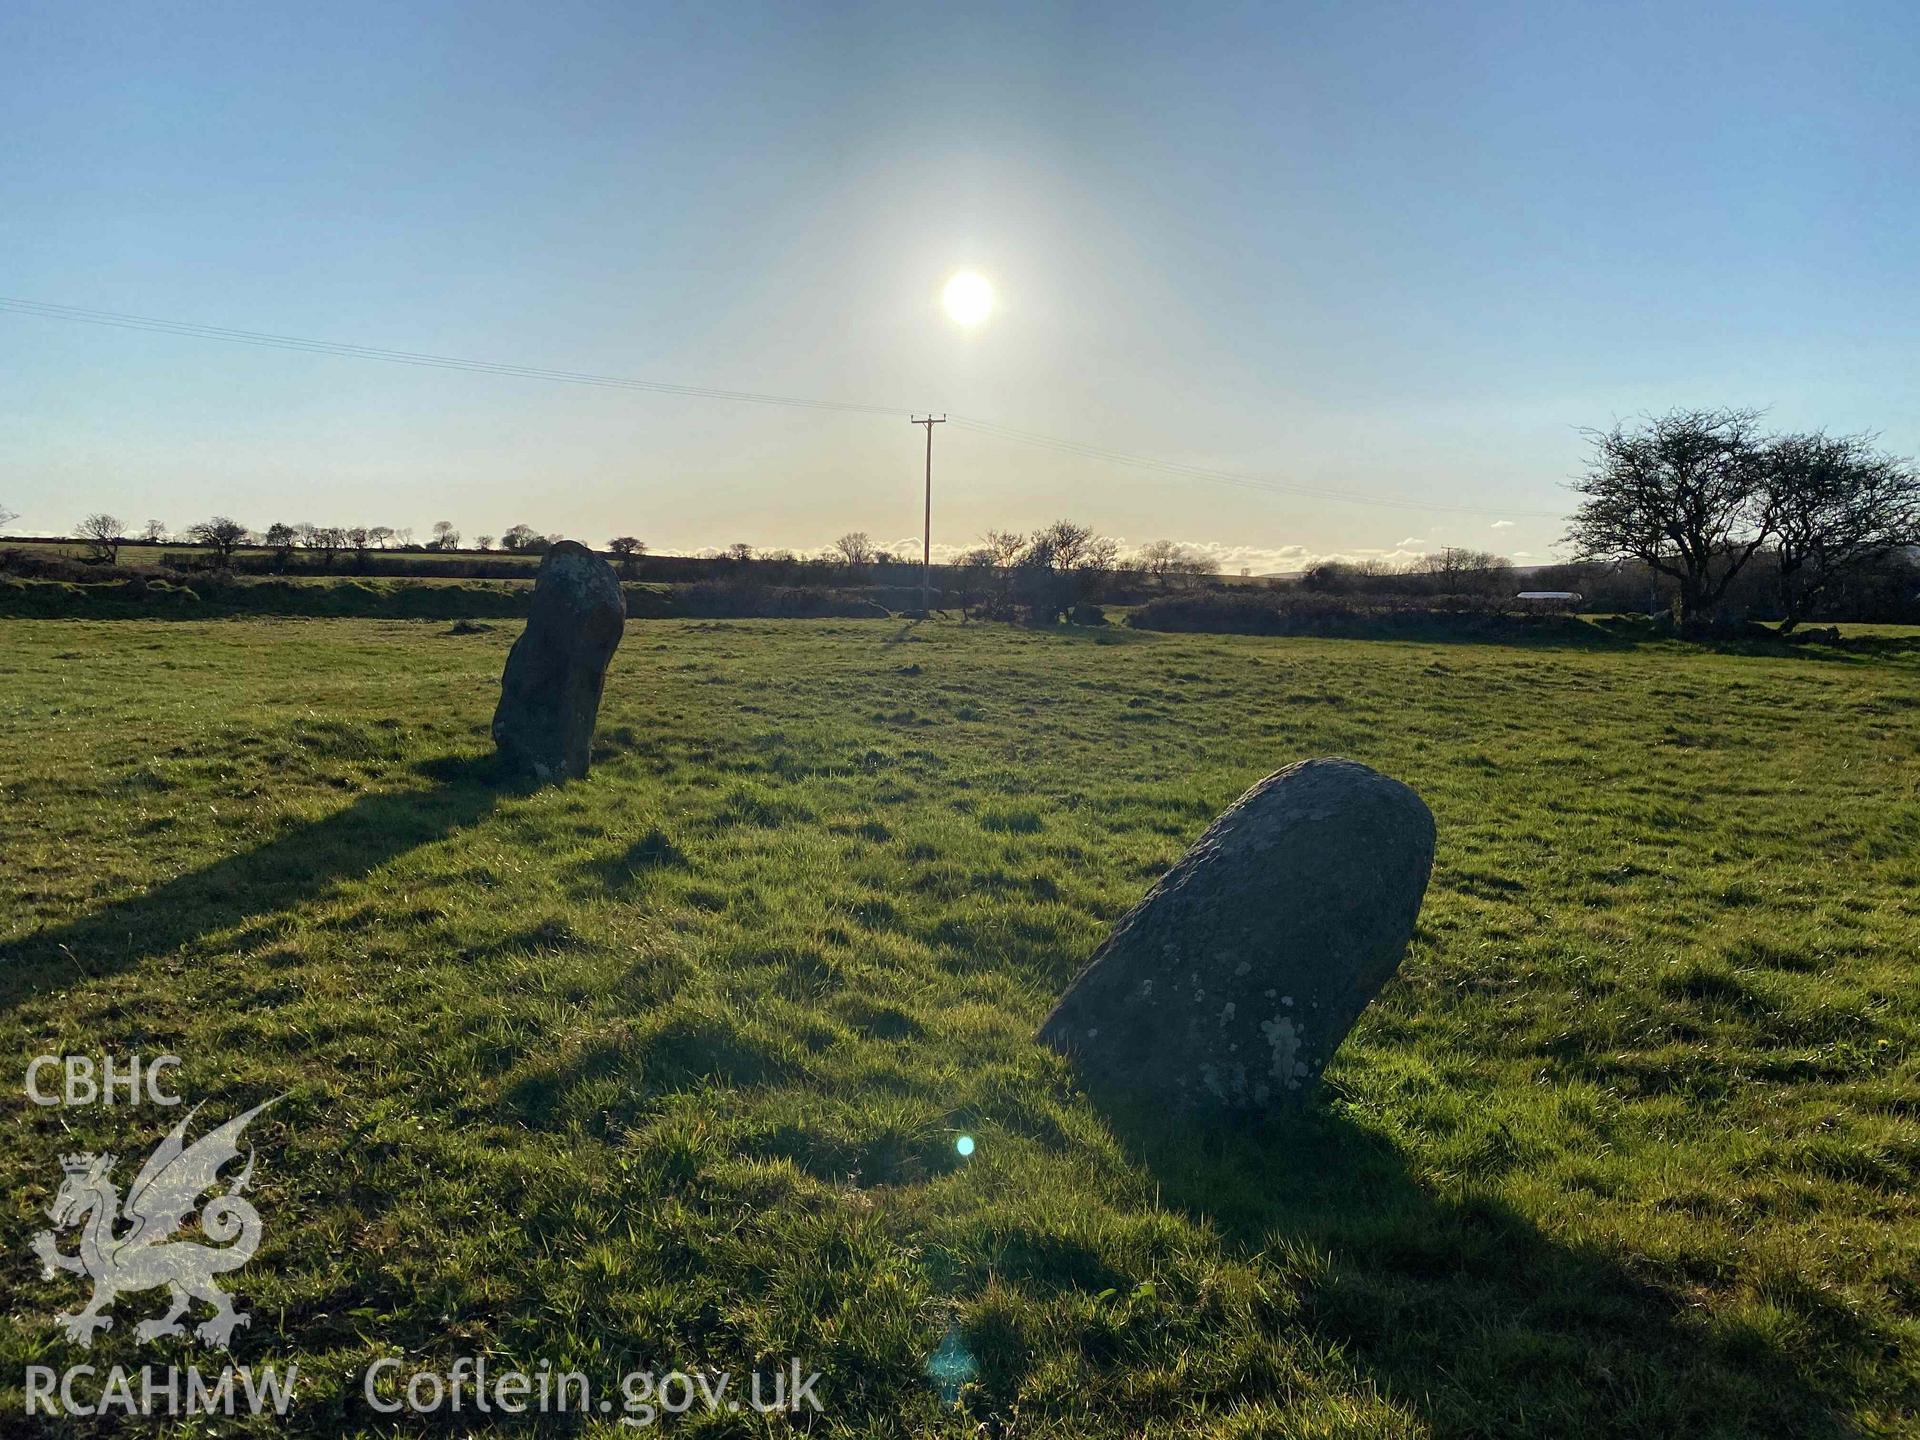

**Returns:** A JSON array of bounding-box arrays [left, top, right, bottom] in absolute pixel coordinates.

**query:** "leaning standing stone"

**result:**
[[491, 541, 625, 782], [1038, 758, 1434, 1113]]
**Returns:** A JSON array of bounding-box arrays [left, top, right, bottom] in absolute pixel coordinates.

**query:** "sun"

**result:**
[[942, 271, 995, 327]]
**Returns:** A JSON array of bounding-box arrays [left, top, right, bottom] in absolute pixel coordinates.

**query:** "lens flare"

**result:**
[[924, 1324, 979, 1402], [955, 1134, 976, 1157]]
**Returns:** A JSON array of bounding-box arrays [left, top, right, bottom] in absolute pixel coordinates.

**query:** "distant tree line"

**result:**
[[1253, 409, 1920, 632], [812, 525, 1225, 623], [34, 412, 1918, 633], [1295, 547, 1516, 599], [47, 511, 1238, 622], [59, 514, 582, 573], [1242, 544, 1917, 629]]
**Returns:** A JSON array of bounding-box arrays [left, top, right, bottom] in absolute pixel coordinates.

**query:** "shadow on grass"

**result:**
[[1101, 1095, 1864, 1439], [0, 753, 509, 1012], [568, 826, 689, 898], [1691, 633, 1920, 664]]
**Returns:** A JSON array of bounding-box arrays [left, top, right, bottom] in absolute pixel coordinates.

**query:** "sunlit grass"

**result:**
[[0, 617, 1914, 1437]]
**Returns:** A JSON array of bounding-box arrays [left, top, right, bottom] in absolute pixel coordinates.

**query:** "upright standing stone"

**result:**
[[1038, 758, 1434, 1113], [491, 541, 625, 782]]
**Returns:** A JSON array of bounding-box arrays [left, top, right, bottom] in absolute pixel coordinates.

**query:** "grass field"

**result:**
[[1, 616, 1916, 1437]]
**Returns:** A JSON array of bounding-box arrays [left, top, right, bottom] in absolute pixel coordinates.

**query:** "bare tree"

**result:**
[[608, 535, 644, 576], [78, 513, 125, 564], [1076, 533, 1120, 606], [189, 516, 251, 568], [1763, 432, 1920, 634], [1566, 408, 1774, 628], [725, 542, 754, 563], [141, 519, 169, 544], [1422, 548, 1466, 589], [1302, 560, 1361, 592], [473, 534, 494, 551], [963, 530, 1028, 616], [501, 523, 538, 552], [430, 519, 461, 551], [347, 526, 374, 566], [1011, 531, 1064, 622], [978, 530, 1023, 567], [832, 531, 878, 569], [953, 546, 995, 618], [1135, 539, 1220, 583], [300, 523, 344, 567], [1011, 519, 1115, 621], [1136, 539, 1188, 583], [0, 502, 18, 532], [1035, 519, 1093, 572], [369, 525, 396, 549], [1422, 547, 1510, 598], [264, 522, 297, 557], [1083, 535, 1120, 573]]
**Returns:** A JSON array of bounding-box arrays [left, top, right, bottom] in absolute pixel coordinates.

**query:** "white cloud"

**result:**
[[1157, 539, 1313, 576], [1396, 536, 1427, 547], [1490, 519, 1515, 529]]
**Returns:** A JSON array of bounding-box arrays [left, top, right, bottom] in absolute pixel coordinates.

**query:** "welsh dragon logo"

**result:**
[[31, 1098, 281, 1349]]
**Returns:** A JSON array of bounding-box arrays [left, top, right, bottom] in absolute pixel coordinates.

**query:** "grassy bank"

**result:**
[[0, 576, 894, 622], [1, 618, 1915, 1436]]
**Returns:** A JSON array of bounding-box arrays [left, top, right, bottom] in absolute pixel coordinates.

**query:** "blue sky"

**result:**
[[3, 0, 1914, 569]]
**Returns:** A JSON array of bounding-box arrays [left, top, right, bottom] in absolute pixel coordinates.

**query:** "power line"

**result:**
[[0, 297, 905, 417], [0, 294, 1562, 520]]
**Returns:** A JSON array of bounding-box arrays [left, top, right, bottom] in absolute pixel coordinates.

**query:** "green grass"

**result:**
[[1, 616, 1916, 1437]]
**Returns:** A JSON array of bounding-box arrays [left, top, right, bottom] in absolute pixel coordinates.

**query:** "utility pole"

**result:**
[[911, 414, 946, 617]]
